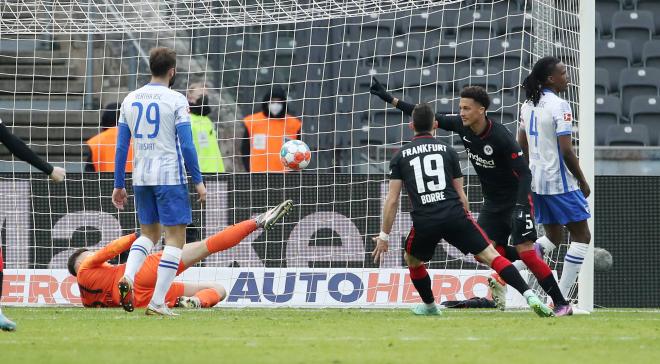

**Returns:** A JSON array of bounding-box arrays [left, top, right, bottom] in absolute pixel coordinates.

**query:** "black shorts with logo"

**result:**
[[405, 209, 491, 262], [477, 199, 515, 247]]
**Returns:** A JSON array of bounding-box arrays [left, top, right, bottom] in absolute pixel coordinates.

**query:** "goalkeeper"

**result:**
[[370, 81, 571, 316], [67, 200, 292, 310], [1, 117, 66, 332]]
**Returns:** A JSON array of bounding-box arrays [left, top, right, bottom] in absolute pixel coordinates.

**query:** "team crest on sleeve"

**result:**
[[483, 145, 493, 155]]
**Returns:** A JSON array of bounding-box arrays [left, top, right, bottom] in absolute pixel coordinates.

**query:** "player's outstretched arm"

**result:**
[[558, 134, 590, 198], [369, 77, 416, 115], [372, 179, 402, 264], [0, 122, 65, 181], [81, 233, 139, 269]]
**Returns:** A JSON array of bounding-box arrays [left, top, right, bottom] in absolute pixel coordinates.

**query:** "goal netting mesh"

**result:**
[[0, 0, 586, 308]]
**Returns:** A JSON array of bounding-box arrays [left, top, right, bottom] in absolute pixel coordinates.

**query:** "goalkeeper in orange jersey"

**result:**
[[67, 200, 292, 311]]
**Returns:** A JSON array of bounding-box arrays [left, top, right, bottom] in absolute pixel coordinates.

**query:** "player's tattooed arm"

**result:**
[[452, 177, 469, 212], [372, 179, 402, 264]]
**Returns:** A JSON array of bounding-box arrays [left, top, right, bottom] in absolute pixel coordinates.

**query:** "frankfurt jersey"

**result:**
[[435, 114, 528, 204], [520, 91, 579, 195], [390, 134, 464, 222], [118, 83, 191, 186]]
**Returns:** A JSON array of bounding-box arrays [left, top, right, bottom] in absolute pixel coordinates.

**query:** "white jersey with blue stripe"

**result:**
[[119, 83, 191, 186], [519, 91, 579, 195]]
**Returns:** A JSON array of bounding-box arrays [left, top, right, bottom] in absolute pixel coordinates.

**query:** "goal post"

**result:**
[[0, 0, 594, 309]]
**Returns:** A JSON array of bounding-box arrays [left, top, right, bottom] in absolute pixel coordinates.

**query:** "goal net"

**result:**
[[0, 0, 592, 309]]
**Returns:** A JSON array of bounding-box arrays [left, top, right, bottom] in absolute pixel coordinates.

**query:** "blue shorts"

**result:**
[[133, 185, 192, 226], [532, 190, 591, 225]]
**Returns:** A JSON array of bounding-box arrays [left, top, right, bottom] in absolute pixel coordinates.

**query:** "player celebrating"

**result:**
[[518, 56, 592, 302], [370, 82, 571, 315], [0, 118, 66, 332], [113, 47, 206, 316], [67, 200, 292, 309], [371, 103, 553, 317]]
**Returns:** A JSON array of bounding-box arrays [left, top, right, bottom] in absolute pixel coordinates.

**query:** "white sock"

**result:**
[[512, 260, 527, 271], [123, 236, 154, 282], [559, 242, 589, 297], [150, 245, 183, 306], [0, 306, 3, 315], [536, 236, 557, 254]]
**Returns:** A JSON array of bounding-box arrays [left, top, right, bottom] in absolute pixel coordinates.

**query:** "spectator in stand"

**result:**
[[85, 103, 134, 172], [187, 82, 225, 173], [241, 86, 302, 172]]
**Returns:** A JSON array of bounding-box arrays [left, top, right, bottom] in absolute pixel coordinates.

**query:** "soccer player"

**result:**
[[371, 103, 553, 317], [0, 118, 66, 332], [518, 56, 592, 304], [67, 200, 292, 309], [113, 47, 206, 316], [370, 82, 571, 315]]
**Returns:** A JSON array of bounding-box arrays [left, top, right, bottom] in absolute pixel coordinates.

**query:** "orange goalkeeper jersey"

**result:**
[[76, 233, 138, 307]]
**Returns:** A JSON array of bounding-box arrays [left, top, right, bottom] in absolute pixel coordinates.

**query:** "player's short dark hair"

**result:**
[[412, 103, 435, 133], [149, 47, 177, 77], [67, 248, 89, 277], [460, 86, 490, 110]]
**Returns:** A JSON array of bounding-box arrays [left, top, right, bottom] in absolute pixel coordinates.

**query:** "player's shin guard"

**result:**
[[409, 265, 434, 304], [151, 246, 183, 306], [194, 288, 222, 308], [490, 256, 530, 295], [519, 250, 568, 306], [123, 234, 153, 282], [559, 242, 589, 297], [205, 220, 257, 254]]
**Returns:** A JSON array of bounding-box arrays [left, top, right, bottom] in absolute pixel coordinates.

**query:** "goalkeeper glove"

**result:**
[[511, 203, 537, 245], [370, 77, 394, 104]]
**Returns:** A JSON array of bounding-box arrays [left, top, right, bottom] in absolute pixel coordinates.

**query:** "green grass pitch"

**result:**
[[1, 308, 658, 364]]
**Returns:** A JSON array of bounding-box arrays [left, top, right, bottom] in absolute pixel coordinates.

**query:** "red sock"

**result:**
[[519, 250, 552, 280], [205, 220, 257, 254], [194, 288, 222, 308], [490, 256, 530, 295], [409, 264, 428, 280]]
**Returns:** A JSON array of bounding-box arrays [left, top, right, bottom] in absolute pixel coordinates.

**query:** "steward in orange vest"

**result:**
[[242, 86, 302, 172], [85, 103, 133, 172]]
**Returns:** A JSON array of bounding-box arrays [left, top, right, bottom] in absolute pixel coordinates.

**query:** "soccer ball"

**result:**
[[594, 248, 613, 272], [280, 140, 311, 170]]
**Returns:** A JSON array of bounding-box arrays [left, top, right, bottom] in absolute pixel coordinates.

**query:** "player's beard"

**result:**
[[168, 70, 177, 88]]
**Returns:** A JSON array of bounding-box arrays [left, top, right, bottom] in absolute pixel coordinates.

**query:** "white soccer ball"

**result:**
[[280, 140, 311, 170], [594, 248, 613, 272]]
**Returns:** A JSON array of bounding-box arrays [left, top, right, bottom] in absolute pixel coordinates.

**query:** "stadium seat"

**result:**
[[612, 11, 654, 63], [596, 12, 602, 39], [595, 67, 610, 95], [595, 95, 622, 145], [642, 40, 660, 69], [596, 39, 632, 92], [428, 41, 472, 75], [487, 37, 528, 71], [619, 67, 660, 116], [345, 15, 395, 41], [397, 9, 453, 48], [490, 94, 519, 127], [606, 124, 650, 146], [402, 65, 449, 100], [636, 0, 660, 35], [455, 39, 490, 66], [456, 66, 504, 93], [595, 0, 622, 37], [457, 9, 498, 41], [500, 11, 532, 36], [629, 95, 660, 146], [376, 38, 423, 69]]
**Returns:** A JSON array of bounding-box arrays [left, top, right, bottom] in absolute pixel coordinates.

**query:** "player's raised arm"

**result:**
[[112, 103, 131, 210], [80, 233, 139, 269], [174, 97, 206, 202], [0, 120, 65, 181]]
